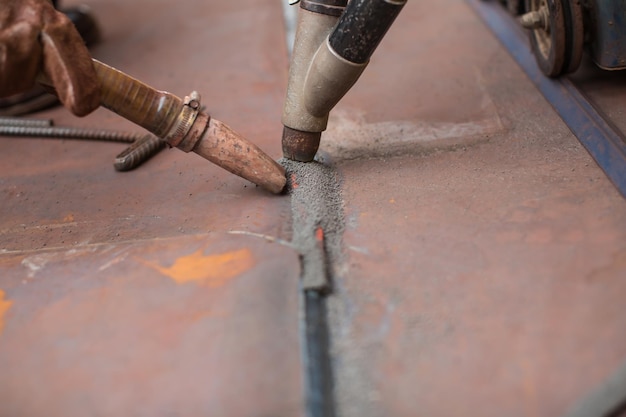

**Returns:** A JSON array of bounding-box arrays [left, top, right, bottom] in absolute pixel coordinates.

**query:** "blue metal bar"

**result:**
[[467, 0, 626, 199], [565, 359, 626, 417]]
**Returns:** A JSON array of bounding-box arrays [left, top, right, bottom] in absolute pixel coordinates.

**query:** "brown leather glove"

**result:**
[[0, 0, 100, 116]]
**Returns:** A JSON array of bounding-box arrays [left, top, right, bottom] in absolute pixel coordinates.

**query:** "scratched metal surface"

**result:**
[[324, 0, 626, 415], [0, 0, 303, 415], [1, 0, 291, 254], [0, 233, 302, 416]]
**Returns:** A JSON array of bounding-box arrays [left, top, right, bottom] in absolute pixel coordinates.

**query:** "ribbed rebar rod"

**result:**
[[114, 134, 167, 171], [0, 116, 53, 127], [0, 125, 139, 143]]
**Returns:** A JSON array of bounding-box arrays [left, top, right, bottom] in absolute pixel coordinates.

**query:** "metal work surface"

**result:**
[[0, 0, 303, 415], [0, 0, 292, 250], [0, 233, 302, 416], [1, 0, 626, 415], [317, 0, 626, 415]]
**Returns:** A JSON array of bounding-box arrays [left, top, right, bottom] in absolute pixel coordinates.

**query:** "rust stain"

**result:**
[[588, 250, 626, 282], [146, 248, 254, 287], [525, 228, 553, 244], [0, 289, 13, 336]]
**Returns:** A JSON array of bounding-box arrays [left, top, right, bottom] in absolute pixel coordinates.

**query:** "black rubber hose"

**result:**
[[329, 0, 406, 64]]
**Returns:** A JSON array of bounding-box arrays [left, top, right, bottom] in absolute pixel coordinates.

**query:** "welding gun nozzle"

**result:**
[[282, 126, 322, 163]]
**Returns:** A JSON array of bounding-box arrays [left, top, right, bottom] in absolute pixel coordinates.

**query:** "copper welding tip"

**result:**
[[282, 126, 322, 162], [192, 118, 287, 194]]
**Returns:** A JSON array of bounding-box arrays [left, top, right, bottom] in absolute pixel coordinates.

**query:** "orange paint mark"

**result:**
[[0, 289, 13, 336], [290, 173, 299, 189], [63, 213, 75, 222], [148, 248, 254, 287], [315, 227, 324, 242], [389, 198, 396, 204]]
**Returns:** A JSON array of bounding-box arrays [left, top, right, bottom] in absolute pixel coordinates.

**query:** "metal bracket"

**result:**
[[164, 91, 202, 151]]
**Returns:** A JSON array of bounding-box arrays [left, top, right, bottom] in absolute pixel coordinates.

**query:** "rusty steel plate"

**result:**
[[0, 0, 303, 414], [0, 233, 302, 416], [322, 0, 626, 415], [0, 0, 292, 253]]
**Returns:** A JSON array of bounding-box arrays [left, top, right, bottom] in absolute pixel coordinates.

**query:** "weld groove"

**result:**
[[283, 159, 345, 293], [281, 159, 345, 417]]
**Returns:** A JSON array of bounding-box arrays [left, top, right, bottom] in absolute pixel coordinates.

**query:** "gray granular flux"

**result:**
[[280, 158, 345, 292]]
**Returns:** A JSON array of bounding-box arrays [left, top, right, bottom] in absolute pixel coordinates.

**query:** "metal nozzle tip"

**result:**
[[282, 126, 321, 162], [192, 118, 287, 194]]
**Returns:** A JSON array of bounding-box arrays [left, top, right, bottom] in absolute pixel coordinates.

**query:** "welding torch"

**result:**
[[282, 0, 406, 162], [40, 59, 287, 194]]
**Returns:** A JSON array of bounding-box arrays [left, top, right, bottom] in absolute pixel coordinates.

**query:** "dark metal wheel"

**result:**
[[521, 0, 584, 77], [506, 0, 524, 15], [561, 0, 584, 74], [523, 0, 566, 77]]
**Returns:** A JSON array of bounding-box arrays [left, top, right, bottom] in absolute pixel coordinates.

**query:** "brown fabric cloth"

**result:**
[[0, 0, 100, 116]]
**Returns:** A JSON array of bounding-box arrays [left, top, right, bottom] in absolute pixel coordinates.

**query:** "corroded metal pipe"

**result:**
[[93, 60, 286, 193], [93, 60, 184, 138], [40, 59, 286, 193]]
